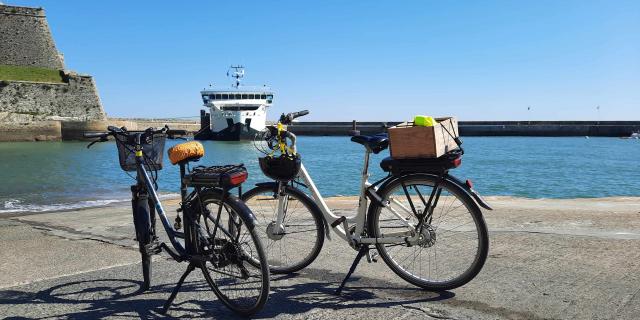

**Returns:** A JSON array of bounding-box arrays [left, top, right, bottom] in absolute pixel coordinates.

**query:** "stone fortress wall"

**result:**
[[0, 5, 64, 69], [0, 4, 107, 141], [0, 74, 105, 122]]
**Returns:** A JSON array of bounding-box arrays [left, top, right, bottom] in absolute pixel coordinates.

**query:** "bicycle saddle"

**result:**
[[350, 134, 389, 154], [168, 141, 205, 165]]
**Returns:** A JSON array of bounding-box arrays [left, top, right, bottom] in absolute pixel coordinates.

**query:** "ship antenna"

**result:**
[[228, 65, 245, 88]]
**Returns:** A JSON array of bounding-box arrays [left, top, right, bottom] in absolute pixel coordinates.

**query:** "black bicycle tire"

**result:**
[[194, 188, 270, 316], [132, 198, 153, 291], [367, 174, 489, 291], [242, 184, 325, 274]]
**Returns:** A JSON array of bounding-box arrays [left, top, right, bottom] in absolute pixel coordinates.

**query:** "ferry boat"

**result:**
[[195, 66, 273, 140]]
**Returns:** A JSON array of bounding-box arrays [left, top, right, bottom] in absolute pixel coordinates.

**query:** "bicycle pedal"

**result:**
[[366, 250, 378, 263], [144, 241, 162, 255]]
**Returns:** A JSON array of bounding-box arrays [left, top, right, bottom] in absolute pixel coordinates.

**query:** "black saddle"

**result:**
[[350, 134, 389, 154]]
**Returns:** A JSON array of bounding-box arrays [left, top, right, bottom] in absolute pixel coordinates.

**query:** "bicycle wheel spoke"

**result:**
[[242, 186, 324, 273], [193, 192, 269, 315]]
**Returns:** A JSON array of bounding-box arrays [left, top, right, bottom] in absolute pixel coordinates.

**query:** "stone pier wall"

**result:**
[[0, 119, 198, 142], [0, 73, 106, 122], [0, 121, 61, 141]]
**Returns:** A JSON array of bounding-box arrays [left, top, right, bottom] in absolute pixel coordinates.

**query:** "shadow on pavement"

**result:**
[[0, 268, 454, 319]]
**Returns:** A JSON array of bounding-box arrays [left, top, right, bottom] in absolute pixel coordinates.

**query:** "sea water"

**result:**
[[1, 136, 639, 214]]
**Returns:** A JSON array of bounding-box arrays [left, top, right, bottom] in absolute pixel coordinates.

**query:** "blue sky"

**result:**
[[9, 0, 640, 121]]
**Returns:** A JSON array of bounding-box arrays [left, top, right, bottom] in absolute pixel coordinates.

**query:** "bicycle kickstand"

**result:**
[[161, 262, 196, 314], [335, 245, 370, 295]]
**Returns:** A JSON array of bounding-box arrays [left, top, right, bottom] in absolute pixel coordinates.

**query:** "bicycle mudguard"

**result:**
[[251, 182, 332, 239], [447, 175, 493, 210], [254, 182, 279, 190]]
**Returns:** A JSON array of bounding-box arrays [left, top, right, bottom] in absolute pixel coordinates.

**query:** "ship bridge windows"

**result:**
[[204, 93, 273, 101], [222, 106, 260, 111]]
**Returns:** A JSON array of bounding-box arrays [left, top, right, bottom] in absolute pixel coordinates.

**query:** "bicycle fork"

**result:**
[[270, 181, 289, 236]]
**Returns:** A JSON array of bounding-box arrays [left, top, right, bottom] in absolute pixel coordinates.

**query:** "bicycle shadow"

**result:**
[[257, 267, 455, 318], [0, 278, 219, 319], [0, 268, 455, 319]]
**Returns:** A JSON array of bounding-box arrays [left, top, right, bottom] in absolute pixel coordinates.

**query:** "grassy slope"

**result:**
[[0, 65, 64, 83]]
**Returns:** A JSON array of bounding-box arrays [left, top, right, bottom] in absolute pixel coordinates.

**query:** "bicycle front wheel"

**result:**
[[368, 174, 489, 291], [242, 184, 325, 273], [193, 188, 270, 316]]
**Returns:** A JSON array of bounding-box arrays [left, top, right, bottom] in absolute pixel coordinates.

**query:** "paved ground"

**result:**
[[1, 196, 640, 319]]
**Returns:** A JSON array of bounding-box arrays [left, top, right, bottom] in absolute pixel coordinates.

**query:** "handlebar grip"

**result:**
[[290, 110, 309, 119], [280, 109, 310, 125], [83, 132, 108, 138], [107, 126, 123, 133]]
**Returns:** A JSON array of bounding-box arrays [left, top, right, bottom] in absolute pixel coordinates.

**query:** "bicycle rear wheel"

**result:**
[[368, 174, 489, 291], [193, 188, 270, 316], [242, 184, 325, 273]]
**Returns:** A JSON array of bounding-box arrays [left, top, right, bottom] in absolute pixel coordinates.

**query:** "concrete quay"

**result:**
[[1, 196, 640, 319]]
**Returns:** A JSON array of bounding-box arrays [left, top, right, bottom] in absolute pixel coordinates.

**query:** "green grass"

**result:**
[[0, 65, 65, 83]]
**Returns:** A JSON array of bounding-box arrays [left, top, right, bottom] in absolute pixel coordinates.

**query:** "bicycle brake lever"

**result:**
[[86, 136, 108, 148], [86, 140, 99, 149]]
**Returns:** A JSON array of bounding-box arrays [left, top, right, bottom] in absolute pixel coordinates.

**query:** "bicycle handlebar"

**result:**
[[84, 126, 188, 148]]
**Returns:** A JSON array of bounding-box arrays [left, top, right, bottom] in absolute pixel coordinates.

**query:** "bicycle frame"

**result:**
[[273, 136, 422, 247], [132, 134, 187, 258]]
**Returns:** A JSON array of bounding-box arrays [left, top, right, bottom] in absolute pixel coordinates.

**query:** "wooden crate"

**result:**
[[388, 117, 459, 159]]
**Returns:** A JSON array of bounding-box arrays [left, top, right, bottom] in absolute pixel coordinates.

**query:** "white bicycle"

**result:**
[[243, 110, 491, 293]]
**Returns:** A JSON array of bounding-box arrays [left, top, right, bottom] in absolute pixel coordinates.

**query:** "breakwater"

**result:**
[[287, 121, 640, 137]]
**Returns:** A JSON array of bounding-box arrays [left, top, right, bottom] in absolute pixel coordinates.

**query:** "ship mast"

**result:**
[[227, 65, 245, 88]]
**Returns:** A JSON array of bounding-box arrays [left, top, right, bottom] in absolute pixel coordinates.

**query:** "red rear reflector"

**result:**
[[229, 172, 248, 185], [466, 179, 474, 188], [452, 157, 462, 167]]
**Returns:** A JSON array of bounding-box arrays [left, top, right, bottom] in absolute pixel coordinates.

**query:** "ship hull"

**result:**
[[195, 122, 259, 141]]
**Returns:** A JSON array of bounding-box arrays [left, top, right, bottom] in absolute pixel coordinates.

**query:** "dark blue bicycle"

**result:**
[[85, 126, 269, 316]]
